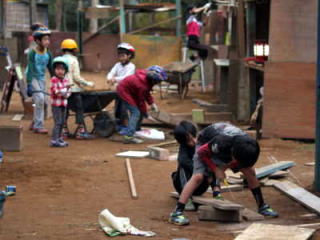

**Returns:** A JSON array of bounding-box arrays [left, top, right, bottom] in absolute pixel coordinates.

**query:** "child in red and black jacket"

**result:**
[[117, 65, 167, 144], [169, 122, 279, 226], [50, 57, 71, 148]]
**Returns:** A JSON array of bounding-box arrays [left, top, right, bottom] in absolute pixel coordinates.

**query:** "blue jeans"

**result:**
[[123, 101, 143, 137]]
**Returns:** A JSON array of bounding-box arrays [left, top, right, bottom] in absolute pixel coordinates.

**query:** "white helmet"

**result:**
[[117, 42, 135, 58]]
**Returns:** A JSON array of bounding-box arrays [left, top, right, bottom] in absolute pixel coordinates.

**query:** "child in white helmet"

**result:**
[[107, 43, 136, 132]]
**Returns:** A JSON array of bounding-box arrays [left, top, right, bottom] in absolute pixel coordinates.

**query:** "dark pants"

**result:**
[[123, 101, 143, 137], [187, 35, 209, 60], [67, 93, 84, 125], [114, 97, 128, 126], [52, 106, 67, 141]]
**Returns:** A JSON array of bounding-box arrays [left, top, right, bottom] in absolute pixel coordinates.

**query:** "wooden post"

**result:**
[[77, 1, 84, 56], [89, 0, 99, 33], [119, 0, 126, 41], [29, 0, 37, 25], [125, 158, 138, 199], [175, 0, 181, 37]]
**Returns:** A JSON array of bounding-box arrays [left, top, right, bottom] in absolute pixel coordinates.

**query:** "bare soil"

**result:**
[[0, 72, 319, 240]]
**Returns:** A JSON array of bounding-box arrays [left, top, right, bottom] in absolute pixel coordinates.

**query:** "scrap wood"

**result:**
[[147, 146, 170, 161], [241, 208, 264, 221], [255, 161, 295, 179], [125, 158, 138, 199], [234, 223, 315, 240], [274, 180, 320, 215], [12, 114, 23, 121], [116, 151, 150, 158], [269, 170, 289, 179], [207, 184, 243, 193], [296, 222, 320, 229], [170, 192, 243, 210], [304, 162, 315, 166], [198, 205, 242, 222]]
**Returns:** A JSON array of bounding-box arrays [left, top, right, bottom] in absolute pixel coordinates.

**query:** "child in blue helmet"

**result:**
[[26, 26, 53, 134], [117, 65, 167, 144]]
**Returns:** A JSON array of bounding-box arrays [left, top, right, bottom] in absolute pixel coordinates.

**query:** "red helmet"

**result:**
[[117, 42, 135, 58]]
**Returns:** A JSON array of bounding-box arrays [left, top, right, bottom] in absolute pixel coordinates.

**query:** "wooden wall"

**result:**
[[263, 0, 317, 139]]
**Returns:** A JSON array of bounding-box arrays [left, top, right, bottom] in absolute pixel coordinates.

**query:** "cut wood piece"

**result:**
[[269, 170, 289, 179], [274, 180, 320, 215], [227, 177, 244, 185], [255, 161, 295, 179], [299, 213, 318, 219], [260, 179, 279, 187], [125, 158, 138, 199], [296, 222, 320, 229], [12, 114, 24, 121], [234, 223, 315, 240], [116, 151, 150, 158], [226, 169, 243, 179], [198, 205, 242, 222], [147, 140, 177, 149], [242, 208, 264, 221], [192, 109, 205, 123], [168, 154, 178, 161], [169, 192, 244, 210], [304, 162, 315, 166], [147, 146, 170, 161], [207, 184, 243, 193]]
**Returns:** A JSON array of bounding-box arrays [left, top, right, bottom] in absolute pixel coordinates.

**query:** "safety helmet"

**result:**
[[147, 65, 168, 83], [52, 56, 69, 73], [117, 42, 135, 58], [61, 39, 78, 50], [32, 27, 51, 39]]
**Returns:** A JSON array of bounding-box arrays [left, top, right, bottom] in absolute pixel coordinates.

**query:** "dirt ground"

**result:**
[[0, 72, 320, 240]]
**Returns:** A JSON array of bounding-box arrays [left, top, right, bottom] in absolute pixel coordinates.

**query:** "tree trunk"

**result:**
[[55, 0, 63, 30], [89, 0, 98, 33]]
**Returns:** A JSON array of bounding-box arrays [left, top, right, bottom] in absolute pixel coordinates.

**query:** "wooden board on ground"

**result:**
[[125, 158, 138, 199], [147, 146, 170, 161], [207, 184, 243, 193], [116, 151, 150, 158], [273, 180, 320, 215], [12, 114, 24, 121], [269, 170, 289, 179], [234, 223, 315, 240], [241, 208, 264, 221], [170, 192, 243, 210], [304, 162, 315, 167], [255, 161, 295, 179]]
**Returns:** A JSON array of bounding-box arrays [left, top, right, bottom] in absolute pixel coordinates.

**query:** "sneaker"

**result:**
[[119, 128, 128, 136], [169, 211, 189, 226], [212, 191, 224, 200], [50, 140, 67, 148], [185, 199, 196, 211], [34, 128, 48, 134], [75, 128, 93, 140], [123, 135, 144, 144], [58, 138, 69, 147], [258, 204, 279, 218]]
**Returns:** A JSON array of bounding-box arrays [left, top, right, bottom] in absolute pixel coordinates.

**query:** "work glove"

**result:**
[[86, 81, 95, 88], [151, 103, 159, 112], [27, 84, 33, 97], [204, 2, 212, 10], [60, 88, 69, 98]]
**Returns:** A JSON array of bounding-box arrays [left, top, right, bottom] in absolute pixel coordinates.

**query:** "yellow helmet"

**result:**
[[61, 39, 78, 50]]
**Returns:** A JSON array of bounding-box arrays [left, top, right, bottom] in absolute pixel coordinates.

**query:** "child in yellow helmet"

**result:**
[[61, 39, 95, 139]]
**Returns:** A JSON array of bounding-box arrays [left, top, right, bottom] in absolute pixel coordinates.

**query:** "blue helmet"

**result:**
[[32, 27, 51, 39], [147, 65, 168, 83]]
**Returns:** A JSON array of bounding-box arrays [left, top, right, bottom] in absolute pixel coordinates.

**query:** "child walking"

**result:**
[[26, 26, 53, 133], [60, 39, 95, 139], [107, 43, 136, 132], [50, 57, 71, 147]]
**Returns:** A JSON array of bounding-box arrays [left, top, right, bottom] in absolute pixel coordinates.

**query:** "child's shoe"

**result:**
[[123, 135, 144, 144], [75, 127, 93, 140], [50, 140, 67, 148], [34, 128, 48, 134], [58, 138, 69, 147], [169, 211, 189, 226], [258, 204, 278, 218]]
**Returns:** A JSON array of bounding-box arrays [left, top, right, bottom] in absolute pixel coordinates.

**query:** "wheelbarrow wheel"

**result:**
[[93, 112, 116, 137]]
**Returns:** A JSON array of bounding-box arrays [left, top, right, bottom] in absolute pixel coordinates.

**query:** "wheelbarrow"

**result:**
[[161, 61, 198, 99], [68, 90, 118, 137]]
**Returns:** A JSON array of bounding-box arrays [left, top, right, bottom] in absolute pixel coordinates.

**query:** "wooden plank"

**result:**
[[274, 180, 320, 215], [198, 205, 242, 222], [192, 109, 205, 123], [12, 114, 24, 121], [234, 223, 315, 240], [147, 146, 170, 161], [241, 208, 264, 221], [269, 170, 289, 179], [304, 162, 315, 167], [116, 151, 150, 158], [255, 161, 295, 179], [169, 192, 244, 210], [125, 158, 138, 199], [207, 184, 243, 193]]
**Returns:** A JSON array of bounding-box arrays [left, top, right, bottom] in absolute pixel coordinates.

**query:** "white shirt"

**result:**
[[106, 62, 135, 83]]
